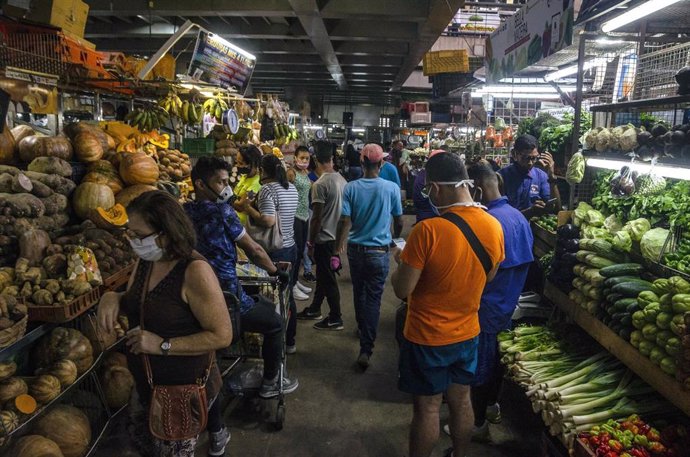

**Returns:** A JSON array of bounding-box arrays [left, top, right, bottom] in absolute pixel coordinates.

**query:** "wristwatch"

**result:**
[[160, 338, 171, 356]]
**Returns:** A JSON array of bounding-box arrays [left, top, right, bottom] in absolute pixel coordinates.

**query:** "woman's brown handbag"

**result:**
[[139, 263, 213, 441]]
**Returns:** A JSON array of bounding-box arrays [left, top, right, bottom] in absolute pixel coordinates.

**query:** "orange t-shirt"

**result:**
[[400, 206, 505, 346]]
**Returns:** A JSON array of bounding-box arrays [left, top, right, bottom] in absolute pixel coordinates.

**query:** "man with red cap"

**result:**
[[335, 143, 403, 369]]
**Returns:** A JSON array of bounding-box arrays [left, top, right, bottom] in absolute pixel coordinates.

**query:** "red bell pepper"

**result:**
[[647, 442, 666, 454], [639, 424, 652, 435], [609, 440, 624, 452], [646, 429, 661, 443], [596, 445, 612, 457]]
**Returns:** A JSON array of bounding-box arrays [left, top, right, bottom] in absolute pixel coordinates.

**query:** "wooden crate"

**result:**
[[572, 438, 595, 457]]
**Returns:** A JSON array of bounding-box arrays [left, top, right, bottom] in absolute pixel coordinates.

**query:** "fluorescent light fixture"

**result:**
[[601, 0, 683, 33], [544, 58, 607, 82], [471, 91, 567, 99], [472, 85, 577, 93], [587, 158, 690, 180], [303, 125, 324, 130], [351, 128, 366, 133], [207, 33, 257, 61]]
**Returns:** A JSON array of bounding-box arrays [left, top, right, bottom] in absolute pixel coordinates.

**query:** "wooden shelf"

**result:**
[[589, 94, 690, 112], [543, 281, 690, 417]]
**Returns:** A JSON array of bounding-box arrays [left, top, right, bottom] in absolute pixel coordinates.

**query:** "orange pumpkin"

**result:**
[[89, 203, 128, 230], [114, 184, 157, 207], [0, 128, 15, 164], [73, 132, 104, 163], [82, 160, 124, 194], [72, 182, 115, 220], [119, 152, 159, 185]]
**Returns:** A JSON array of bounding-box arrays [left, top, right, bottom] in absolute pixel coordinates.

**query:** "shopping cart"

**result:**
[[217, 262, 291, 430]]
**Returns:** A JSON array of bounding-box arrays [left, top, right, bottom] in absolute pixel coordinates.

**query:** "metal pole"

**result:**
[[571, 32, 587, 158]]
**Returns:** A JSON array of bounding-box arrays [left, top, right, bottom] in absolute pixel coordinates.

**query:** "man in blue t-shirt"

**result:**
[[185, 157, 298, 406], [379, 160, 401, 187], [335, 144, 403, 370], [459, 162, 534, 441], [497, 134, 560, 217]]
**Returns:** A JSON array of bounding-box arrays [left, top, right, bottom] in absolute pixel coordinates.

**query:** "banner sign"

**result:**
[[187, 31, 256, 95], [485, 0, 574, 83]]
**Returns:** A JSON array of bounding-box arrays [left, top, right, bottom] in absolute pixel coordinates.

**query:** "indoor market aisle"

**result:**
[[201, 217, 543, 457]]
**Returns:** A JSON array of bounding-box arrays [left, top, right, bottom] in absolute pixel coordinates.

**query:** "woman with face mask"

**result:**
[[97, 190, 232, 457], [233, 145, 263, 226]]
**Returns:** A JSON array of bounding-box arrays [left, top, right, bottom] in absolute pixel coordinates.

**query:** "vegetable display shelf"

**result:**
[[25, 286, 102, 323], [531, 222, 557, 258], [589, 95, 690, 113], [544, 281, 690, 417], [572, 437, 595, 457]]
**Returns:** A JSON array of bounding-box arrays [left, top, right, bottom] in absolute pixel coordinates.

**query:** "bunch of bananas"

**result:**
[[159, 92, 184, 117], [203, 95, 229, 122], [125, 107, 169, 132], [181, 101, 203, 125], [273, 124, 299, 145]]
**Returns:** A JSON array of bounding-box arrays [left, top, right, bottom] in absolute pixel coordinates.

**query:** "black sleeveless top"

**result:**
[[122, 255, 220, 402]]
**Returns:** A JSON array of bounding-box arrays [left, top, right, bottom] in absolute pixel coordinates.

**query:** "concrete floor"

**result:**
[[98, 216, 545, 457]]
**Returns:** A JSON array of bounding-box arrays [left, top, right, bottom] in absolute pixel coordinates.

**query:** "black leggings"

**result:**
[[470, 365, 504, 427], [207, 393, 223, 433], [241, 296, 284, 380]]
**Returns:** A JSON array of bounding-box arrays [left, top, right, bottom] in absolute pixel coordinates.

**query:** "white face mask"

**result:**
[[215, 185, 234, 204], [128, 233, 164, 262], [425, 180, 486, 216]]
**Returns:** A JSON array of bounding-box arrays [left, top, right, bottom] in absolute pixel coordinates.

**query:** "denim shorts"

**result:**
[[471, 332, 499, 386], [398, 336, 478, 396]]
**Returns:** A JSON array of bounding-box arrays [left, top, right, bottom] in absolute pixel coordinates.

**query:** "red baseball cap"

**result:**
[[360, 144, 389, 162]]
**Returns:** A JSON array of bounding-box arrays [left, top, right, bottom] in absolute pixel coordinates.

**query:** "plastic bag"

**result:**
[[566, 152, 586, 184], [225, 362, 264, 395], [610, 165, 636, 196], [67, 246, 103, 286]]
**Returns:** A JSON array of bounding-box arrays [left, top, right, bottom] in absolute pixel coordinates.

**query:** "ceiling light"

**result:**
[[601, 0, 683, 33], [472, 85, 577, 93], [470, 91, 566, 99], [544, 58, 607, 82], [587, 158, 690, 180]]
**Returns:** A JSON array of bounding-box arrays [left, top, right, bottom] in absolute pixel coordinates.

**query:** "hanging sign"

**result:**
[[485, 0, 574, 83], [187, 31, 257, 95]]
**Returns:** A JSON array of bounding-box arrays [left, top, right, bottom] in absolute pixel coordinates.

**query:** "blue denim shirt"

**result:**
[[498, 164, 550, 211]]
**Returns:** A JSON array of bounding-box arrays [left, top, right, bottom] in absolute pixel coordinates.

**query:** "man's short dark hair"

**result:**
[[191, 156, 229, 189], [513, 134, 538, 154], [426, 152, 468, 182], [314, 140, 333, 164], [467, 161, 499, 184], [295, 145, 309, 155], [362, 157, 380, 171], [239, 145, 262, 169]]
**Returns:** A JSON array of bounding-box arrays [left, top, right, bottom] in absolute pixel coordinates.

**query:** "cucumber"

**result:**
[[611, 281, 654, 297], [606, 293, 624, 304], [626, 302, 641, 314], [585, 255, 616, 269], [613, 298, 637, 312], [604, 276, 644, 288], [600, 263, 644, 278]]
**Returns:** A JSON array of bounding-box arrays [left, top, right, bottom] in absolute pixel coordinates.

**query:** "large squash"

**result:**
[[33, 405, 91, 457], [18, 136, 73, 162], [89, 203, 128, 230], [115, 184, 157, 208], [0, 128, 16, 164], [72, 182, 115, 220], [10, 125, 35, 145], [100, 364, 134, 409], [11, 434, 64, 457], [29, 374, 61, 404], [0, 377, 28, 404], [73, 132, 104, 163], [0, 409, 19, 444], [32, 327, 94, 375], [81, 160, 123, 194], [119, 152, 159, 185], [46, 359, 78, 387], [64, 122, 111, 152]]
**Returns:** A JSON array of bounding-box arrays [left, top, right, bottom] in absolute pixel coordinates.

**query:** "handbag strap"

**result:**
[[139, 261, 214, 388], [440, 211, 493, 276]]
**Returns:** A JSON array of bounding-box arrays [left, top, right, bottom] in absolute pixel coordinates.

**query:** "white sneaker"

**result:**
[[443, 421, 490, 442], [296, 281, 312, 294], [292, 285, 309, 301]]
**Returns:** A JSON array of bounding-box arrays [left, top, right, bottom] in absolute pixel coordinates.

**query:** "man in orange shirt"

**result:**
[[391, 152, 505, 457]]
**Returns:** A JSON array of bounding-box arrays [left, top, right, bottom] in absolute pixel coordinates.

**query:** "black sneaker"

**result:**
[[296, 308, 322, 320], [357, 353, 370, 370], [303, 272, 316, 282], [313, 317, 344, 330]]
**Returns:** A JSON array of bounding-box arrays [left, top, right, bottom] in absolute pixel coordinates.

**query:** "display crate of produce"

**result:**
[[544, 281, 690, 416], [102, 263, 135, 291], [572, 437, 595, 457], [182, 138, 216, 157], [423, 50, 469, 76], [531, 221, 558, 248], [410, 112, 432, 125], [0, 17, 71, 76], [0, 315, 28, 349], [26, 287, 101, 323]]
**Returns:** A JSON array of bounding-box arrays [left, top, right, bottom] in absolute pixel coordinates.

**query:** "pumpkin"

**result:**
[[89, 203, 128, 230], [105, 133, 116, 151], [119, 152, 159, 185], [0, 128, 16, 164], [47, 359, 78, 387], [100, 364, 134, 409], [33, 405, 91, 457], [81, 160, 123, 194], [73, 132, 104, 163], [72, 182, 115, 220], [11, 434, 64, 457], [32, 327, 94, 375], [0, 410, 19, 442], [114, 184, 157, 207], [29, 374, 61, 403], [0, 377, 28, 404], [18, 136, 73, 162], [7, 393, 38, 416], [10, 125, 35, 145], [0, 360, 17, 380], [102, 351, 128, 369], [64, 122, 110, 152]]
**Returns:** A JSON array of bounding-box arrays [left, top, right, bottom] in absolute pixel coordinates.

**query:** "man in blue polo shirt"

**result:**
[[335, 143, 403, 370], [444, 161, 533, 442], [498, 134, 560, 217]]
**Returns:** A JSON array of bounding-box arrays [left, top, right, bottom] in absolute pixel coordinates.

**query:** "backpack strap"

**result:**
[[440, 211, 493, 275]]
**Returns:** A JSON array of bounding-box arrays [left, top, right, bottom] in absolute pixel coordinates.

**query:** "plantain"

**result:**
[[182, 101, 190, 124]]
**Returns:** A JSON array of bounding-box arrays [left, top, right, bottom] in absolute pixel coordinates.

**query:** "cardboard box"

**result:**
[[9, 0, 90, 38]]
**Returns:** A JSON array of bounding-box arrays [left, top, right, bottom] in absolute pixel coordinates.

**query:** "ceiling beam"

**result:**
[[86, 0, 296, 17], [325, 19, 419, 42], [319, 0, 430, 21], [288, 0, 347, 89], [391, 0, 465, 90]]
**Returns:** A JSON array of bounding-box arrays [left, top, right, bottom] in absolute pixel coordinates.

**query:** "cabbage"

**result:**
[[573, 202, 592, 227], [613, 230, 632, 252], [603, 215, 623, 234], [585, 209, 605, 227], [623, 218, 651, 242], [619, 127, 638, 152], [595, 128, 612, 152], [566, 152, 586, 184], [583, 226, 611, 241], [640, 227, 670, 261]]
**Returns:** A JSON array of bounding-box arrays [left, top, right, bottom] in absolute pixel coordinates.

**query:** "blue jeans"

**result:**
[[269, 244, 298, 347], [347, 245, 390, 355]]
